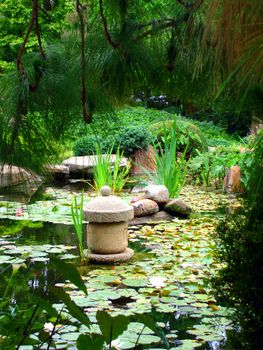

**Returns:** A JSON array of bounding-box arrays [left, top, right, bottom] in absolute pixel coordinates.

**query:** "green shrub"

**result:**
[[117, 126, 153, 157], [149, 118, 208, 156], [73, 135, 115, 156], [189, 145, 251, 189], [212, 131, 263, 349]]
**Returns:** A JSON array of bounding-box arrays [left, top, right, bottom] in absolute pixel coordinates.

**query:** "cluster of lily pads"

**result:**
[[1, 219, 233, 349], [0, 185, 239, 349], [0, 185, 240, 225]]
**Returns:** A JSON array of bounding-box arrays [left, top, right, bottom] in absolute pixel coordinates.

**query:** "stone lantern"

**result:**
[[84, 186, 134, 263]]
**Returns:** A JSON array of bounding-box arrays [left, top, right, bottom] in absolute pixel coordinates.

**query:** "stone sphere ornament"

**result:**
[[84, 186, 134, 263]]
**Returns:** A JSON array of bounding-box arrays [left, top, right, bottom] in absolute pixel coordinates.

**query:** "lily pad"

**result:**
[[122, 278, 148, 288]]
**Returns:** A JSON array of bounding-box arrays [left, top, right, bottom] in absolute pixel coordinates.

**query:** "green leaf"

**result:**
[[96, 311, 129, 344], [50, 287, 90, 328], [50, 257, 87, 295], [77, 334, 104, 350]]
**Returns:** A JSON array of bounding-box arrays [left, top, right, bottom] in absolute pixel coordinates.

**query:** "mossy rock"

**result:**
[[149, 118, 208, 155]]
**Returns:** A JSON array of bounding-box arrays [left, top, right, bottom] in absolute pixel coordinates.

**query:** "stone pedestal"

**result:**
[[87, 222, 128, 254], [84, 186, 134, 263]]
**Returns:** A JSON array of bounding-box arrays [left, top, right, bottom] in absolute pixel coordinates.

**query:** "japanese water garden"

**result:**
[[0, 1, 262, 349]]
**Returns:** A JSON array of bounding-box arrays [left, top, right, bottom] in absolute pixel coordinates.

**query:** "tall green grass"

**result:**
[[92, 145, 130, 193], [144, 123, 188, 198], [71, 190, 85, 263]]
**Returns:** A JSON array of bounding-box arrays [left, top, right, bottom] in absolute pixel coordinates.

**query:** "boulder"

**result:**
[[132, 199, 159, 217], [129, 210, 173, 225], [62, 155, 128, 174], [164, 199, 192, 217], [144, 185, 169, 204], [131, 184, 147, 194], [0, 165, 42, 199], [223, 165, 243, 193], [130, 145, 157, 175], [44, 164, 70, 182]]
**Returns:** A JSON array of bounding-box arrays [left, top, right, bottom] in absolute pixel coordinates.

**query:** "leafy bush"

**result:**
[[149, 118, 208, 156], [73, 135, 114, 156], [212, 131, 263, 349], [189, 145, 252, 189], [117, 126, 153, 157]]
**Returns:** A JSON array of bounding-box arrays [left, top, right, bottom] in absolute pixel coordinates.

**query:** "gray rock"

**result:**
[[144, 184, 169, 204], [132, 199, 159, 217], [131, 184, 147, 194], [164, 199, 192, 217], [129, 211, 173, 225], [44, 164, 70, 182], [62, 155, 128, 174], [0, 165, 42, 199], [45, 164, 70, 175]]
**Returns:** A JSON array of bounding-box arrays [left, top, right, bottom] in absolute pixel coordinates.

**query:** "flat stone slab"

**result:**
[[61, 155, 128, 174], [44, 164, 70, 175], [87, 248, 134, 264]]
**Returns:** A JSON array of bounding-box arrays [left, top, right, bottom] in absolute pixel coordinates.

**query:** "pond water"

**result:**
[[0, 185, 237, 349]]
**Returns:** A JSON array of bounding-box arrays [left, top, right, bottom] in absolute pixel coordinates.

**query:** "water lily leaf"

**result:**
[[135, 334, 160, 345], [60, 332, 80, 341], [176, 339, 202, 349], [59, 254, 78, 260], [122, 278, 148, 287], [31, 257, 49, 262]]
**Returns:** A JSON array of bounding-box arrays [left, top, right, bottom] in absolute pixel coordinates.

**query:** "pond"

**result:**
[[0, 185, 237, 349]]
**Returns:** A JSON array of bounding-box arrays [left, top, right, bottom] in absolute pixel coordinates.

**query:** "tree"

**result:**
[[0, 0, 205, 171]]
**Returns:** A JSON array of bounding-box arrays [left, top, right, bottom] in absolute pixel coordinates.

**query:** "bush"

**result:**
[[212, 131, 263, 349], [149, 118, 208, 156], [73, 135, 115, 156], [117, 126, 153, 157], [188, 145, 251, 189]]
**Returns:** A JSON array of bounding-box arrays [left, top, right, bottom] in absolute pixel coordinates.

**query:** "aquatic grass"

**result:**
[[71, 190, 85, 262], [92, 145, 113, 192], [144, 122, 188, 197], [111, 146, 131, 193], [92, 145, 130, 193]]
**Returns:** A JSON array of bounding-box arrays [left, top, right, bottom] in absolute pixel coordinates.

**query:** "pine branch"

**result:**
[[177, 0, 204, 12], [76, 0, 92, 123], [17, 0, 35, 74], [135, 0, 203, 41], [30, 0, 47, 92], [99, 0, 120, 49], [135, 14, 190, 40]]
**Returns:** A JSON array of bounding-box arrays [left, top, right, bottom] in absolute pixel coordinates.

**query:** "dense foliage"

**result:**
[[212, 131, 263, 349], [149, 118, 208, 156]]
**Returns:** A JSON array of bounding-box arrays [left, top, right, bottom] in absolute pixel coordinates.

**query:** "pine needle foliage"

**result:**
[[0, 0, 208, 172]]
